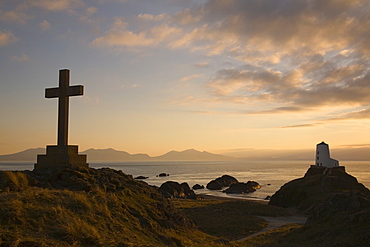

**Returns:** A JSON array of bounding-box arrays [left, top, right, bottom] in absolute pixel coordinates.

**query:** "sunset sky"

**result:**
[[1, 0, 370, 157]]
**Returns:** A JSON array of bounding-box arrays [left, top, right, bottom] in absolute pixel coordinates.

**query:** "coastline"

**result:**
[[197, 193, 270, 203]]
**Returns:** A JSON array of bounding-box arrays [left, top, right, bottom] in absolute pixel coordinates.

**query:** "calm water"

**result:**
[[1, 161, 369, 200]]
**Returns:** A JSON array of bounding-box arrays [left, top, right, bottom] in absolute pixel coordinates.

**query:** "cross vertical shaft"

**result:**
[[58, 70, 69, 147], [44, 69, 84, 147]]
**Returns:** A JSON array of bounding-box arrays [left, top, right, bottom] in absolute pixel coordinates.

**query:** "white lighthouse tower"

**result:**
[[315, 142, 339, 168]]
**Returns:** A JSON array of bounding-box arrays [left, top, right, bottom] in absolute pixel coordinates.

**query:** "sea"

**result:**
[[1, 160, 369, 200]]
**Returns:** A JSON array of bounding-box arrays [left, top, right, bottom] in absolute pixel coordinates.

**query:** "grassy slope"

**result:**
[[0, 170, 223, 247]]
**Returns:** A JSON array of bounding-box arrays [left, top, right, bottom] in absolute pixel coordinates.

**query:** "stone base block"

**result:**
[[34, 145, 88, 170]]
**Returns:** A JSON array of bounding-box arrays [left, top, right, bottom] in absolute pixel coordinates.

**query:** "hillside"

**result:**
[[0, 148, 45, 162], [0, 168, 227, 246]]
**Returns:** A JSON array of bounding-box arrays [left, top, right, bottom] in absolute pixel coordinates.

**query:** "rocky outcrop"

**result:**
[[265, 166, 370, 246], [134, 175, 148, 179], [222, 181, 261, 194], [192, 184, 205, 190], [22, 167, 138, 192], [159, 181, 197, 199], [269, 166, 370, 213], [206, 175, 238, 190]]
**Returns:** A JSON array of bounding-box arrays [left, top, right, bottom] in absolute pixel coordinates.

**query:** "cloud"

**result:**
[[193, 62, 209, 68], [130, 84, 141, 88], [90, 16, 186, 49], [30, 0, 84, 11], [89, 0, 370, 118], [249, 106, 310, 114], [0, 31, 18, 46], [279, 107, 370, 128], [90, 18, 156, 47], [325, 108, 370, 121], [0, 0, 85, 26], [279, 123, 321, 129], [85, 6, 97, 16], [191, 0, 370, 111], [39, 20, 51, 31], [208, 65, 370, 108], [137, 13, 168, 21], [337, 143, 370, 148], [0, 6, 32, 24], [179, 74, 203, 82], [120, 83, 142, 89], [11, 53, 29, 62]]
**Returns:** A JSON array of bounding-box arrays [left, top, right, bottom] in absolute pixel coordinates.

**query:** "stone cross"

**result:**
[[35, 69, 88, 170], [45, 69, 83, 147]]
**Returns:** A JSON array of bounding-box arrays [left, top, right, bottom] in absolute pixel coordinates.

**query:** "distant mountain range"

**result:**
[[0, 146, 368, 162], [0, 148, 46, 162], [0, 148, 233, 162]]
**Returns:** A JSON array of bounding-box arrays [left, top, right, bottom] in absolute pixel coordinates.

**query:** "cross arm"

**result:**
[[45, 87, 59, 98], [67, 85, 84, 96]]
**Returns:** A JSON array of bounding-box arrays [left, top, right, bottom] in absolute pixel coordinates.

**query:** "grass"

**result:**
[[173, 199, 290, 241], [0, 171, 30, 192], [8, 169, 365, 246]]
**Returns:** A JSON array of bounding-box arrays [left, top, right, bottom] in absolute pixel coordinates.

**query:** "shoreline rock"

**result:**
[[157, 173, 169, 177], [206, 175, 238, 190], [159, 181, 197, 199], [192, 184, 205, 190], [222, 181, 261, 194]]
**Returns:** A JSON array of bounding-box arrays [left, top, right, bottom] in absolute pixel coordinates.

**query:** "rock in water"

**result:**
[[192, 184, 205, 190], [206, 175, 238, 190], [159, 181, 197, 199], [157, 173, 169, 177], [222, 181, 261, 194]]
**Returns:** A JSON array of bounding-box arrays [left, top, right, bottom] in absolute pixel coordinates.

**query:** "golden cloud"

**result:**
[[0, 31, 18, 46]]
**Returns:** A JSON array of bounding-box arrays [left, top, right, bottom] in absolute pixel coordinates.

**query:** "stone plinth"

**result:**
[[35, 145, 88, 170]]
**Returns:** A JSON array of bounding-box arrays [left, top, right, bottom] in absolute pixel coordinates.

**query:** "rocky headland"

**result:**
[[264, 166, 370, 246], [269, 166, 370, 212]]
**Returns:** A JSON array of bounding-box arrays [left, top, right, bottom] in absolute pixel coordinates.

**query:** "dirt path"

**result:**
[[235, 212, 308, 242]]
